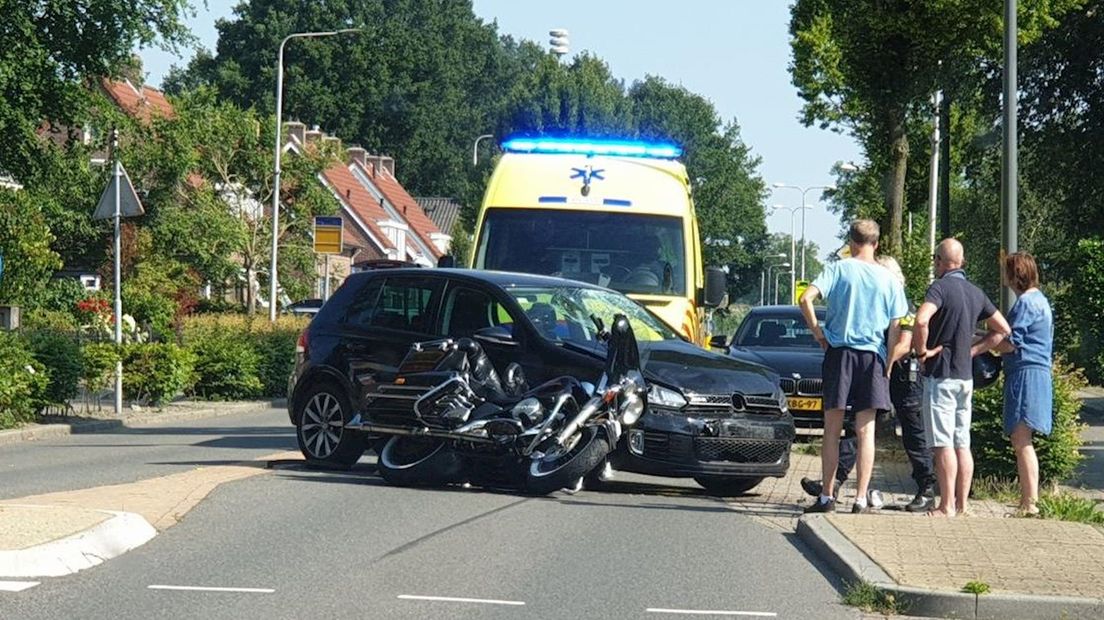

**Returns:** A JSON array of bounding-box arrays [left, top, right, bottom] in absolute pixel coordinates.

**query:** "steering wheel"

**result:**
[[606, 265, 633, 281]]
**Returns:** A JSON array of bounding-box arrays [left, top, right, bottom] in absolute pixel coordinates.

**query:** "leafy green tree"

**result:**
[[0, 0, 192, 181], [0, 189, 62, 304], [789, 0, 1081, 255]]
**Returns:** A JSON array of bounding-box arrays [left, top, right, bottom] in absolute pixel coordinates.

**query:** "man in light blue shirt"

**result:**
[[799, 219, 907, 513]]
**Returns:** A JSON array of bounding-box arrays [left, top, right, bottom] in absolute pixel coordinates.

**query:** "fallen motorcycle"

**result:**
[[345, 314, 647, 494]]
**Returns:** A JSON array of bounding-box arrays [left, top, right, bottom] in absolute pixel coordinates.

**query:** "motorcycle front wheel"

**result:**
[[377, 436, 466, 487], [525, 427, 610, 495]]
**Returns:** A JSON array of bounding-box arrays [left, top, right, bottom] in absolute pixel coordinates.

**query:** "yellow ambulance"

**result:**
[[470, 137, 726, 345]]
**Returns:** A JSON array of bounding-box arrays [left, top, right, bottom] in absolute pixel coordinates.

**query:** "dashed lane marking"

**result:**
[[398, 594, 526, 606], [148, 585, 275, 594], [0, 581, 41, 592]]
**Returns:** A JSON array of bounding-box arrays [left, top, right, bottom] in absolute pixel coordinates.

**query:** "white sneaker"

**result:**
[[867, 489, 884, 509]]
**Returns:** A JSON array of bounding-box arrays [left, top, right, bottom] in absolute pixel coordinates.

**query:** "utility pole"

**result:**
[[928, 90, 942, 282], [112, 129, 123, 416], [939, 94, 952, 239], [1001, 0, 1018, 312]]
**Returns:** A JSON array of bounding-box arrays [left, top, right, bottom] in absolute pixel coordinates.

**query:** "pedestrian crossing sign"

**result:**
[[794, 279, 809, 305]]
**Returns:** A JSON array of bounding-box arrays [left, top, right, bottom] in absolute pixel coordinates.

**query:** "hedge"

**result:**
[[0, 332, 49, 428], [121, 342, 196, 406], [972, 358, 1087, 484], [181, 315, 307, 400], [25, 329, 83, 409]]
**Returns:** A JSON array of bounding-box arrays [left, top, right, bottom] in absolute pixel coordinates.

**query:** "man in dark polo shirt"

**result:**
[[913, 239, 1010, 517]]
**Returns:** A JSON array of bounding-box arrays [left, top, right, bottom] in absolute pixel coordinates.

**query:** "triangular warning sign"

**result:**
[[92, 164, 145, 220]]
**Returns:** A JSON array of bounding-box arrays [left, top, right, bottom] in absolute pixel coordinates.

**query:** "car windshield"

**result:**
[[476, 208, 687, 296], [506, 286, 679, 345], [736, 315, 822, 349]]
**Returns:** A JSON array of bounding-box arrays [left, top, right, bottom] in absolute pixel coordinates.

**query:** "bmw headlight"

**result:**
[[776, 387, 789, 413], [648, 384, 687, 409]]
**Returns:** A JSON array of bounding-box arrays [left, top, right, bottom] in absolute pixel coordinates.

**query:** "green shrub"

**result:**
[[187, 332, 263, 400], [82, 343, 120, 395], [181, 314, 306, 399], [0, 332, 49, 428], [25, 329, 83, 408], [253, 329, 298, 398], [29, 278, 89, 316], [122, 282, 177, 340], [121, 342, 195, 406], [22, 308, 80, 332], [972, 358, 1086, 484]]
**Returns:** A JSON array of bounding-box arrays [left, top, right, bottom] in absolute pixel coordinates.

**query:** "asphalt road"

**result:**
[[2, 408, 858, 619]]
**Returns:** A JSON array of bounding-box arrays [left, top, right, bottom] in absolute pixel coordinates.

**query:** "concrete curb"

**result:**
[[796, 514, 1104, 619], [0, 507, 156, 578], [0, 399, 286, 447]]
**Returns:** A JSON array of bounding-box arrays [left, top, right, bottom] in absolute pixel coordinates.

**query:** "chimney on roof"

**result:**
[[379, 156, 395, 178], [364, 155, 382, 177], [346, 147, 367, 167], [284, 121, 306, 147], [323, 135, 341, 151], [305, 126, 324, 145]]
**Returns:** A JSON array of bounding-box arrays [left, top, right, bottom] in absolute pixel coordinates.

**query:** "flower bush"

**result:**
[[0, 332, 49, 428]]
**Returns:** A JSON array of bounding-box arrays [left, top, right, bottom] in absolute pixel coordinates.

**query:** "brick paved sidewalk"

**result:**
[[726, 451, 1015, 531], [827, 512, 1104, 599]]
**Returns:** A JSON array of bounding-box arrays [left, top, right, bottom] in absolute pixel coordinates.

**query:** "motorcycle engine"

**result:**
[[510, 397, 545, 427]]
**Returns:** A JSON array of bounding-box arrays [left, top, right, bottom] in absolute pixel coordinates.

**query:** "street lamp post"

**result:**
[[760, 254, 786, 305], [270, 28, 361, 322], [773, 204, 812, 304], [772, 183, 836, 282], [775, 270, 793, 305], [766, 261, 790, 306], [472, 134, 493, 166]]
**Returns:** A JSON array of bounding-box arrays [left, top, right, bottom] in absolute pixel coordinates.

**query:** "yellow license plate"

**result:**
[[787, 397, 822, 412]]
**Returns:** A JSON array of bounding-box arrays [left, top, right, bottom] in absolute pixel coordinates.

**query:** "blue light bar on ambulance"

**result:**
[[501, 137, 682, 159]]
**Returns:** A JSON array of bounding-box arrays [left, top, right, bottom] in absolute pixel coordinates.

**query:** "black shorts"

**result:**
[[822, 346, 891, 412]]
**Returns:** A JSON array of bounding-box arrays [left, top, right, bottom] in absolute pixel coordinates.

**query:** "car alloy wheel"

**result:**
[[300, 391, 345, 459]]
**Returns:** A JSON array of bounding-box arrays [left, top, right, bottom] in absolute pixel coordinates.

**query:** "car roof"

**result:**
[[345, 268, 609, 292], [747, 305, 826, 317]]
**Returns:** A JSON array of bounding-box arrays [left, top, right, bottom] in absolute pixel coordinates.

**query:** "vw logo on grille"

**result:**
[[731, 393, 746, 410]]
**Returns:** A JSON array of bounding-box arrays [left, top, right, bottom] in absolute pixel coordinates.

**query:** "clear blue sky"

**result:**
[[138, 1, 862, 262]]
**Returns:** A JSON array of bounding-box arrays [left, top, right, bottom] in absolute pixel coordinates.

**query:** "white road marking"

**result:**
[[0, 581, 40, 592], [646, 608, 777, 617], [148, 585, 275, 594], [398, 594, 526, 606]]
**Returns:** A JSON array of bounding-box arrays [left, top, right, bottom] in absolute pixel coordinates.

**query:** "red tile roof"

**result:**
[[101, 78, 174, 123], [321, 164, 395, 253], [360, 163, 444, 259]]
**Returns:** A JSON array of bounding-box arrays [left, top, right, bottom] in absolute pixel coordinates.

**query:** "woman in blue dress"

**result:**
[[995, 252, 1054, 516]]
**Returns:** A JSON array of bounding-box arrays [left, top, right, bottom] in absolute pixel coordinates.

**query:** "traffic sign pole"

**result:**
[[112, 130, 123, 416]]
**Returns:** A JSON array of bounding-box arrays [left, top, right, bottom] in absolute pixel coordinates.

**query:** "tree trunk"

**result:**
[[245, 259, 256, 315], [884, 113, 909, 255]]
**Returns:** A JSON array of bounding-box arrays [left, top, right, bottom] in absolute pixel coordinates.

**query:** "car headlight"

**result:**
[[776, 387, 789, 413], [648, 384, 687, 409], [619, 390, 645, 425]]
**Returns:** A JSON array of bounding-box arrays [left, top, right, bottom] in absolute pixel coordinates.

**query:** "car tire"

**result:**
[[377, 436, 466, 487], [295, 382, 364, 469], [694, 476, 764, 496], [526, 427, 611, 496]]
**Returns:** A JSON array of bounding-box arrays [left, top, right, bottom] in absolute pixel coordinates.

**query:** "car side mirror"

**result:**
[[703, 266, 728, 308], [709, 334, 728, 350], [473, 325, 517, 346], [437, 254, 456, 268]]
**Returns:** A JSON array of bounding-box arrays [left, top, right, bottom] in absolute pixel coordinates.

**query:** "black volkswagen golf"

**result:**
[[288, 268, 795, 495]]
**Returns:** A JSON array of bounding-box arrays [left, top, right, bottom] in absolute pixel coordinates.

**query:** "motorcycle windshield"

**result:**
[[505, 286, 678, 348]]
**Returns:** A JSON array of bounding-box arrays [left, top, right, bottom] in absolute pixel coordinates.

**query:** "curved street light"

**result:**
[[766, 261, 790, 306], [775, 270, 793, 305], [771, 183, 835, 283], [270, 28, 362, 322], [773, 204, 812, 306], [472, 134, 493, 166], [760, 253, 786, 306]]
